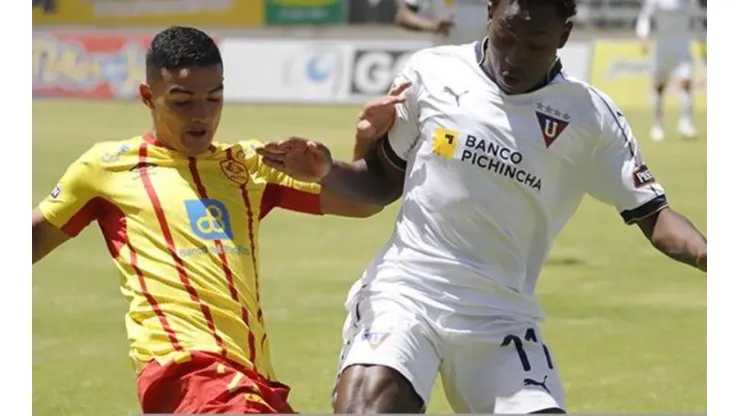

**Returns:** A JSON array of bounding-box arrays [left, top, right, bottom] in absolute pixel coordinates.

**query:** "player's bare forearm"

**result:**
[[395, 7, 439, 32], [322, 140, 403, 206], [353, 135, 375, 161], [322, 160, 400, 206], [637, 208, 707, 272]]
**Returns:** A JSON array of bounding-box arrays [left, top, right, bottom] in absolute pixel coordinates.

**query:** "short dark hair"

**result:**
[[145, 26, 222, 81], [489, 0, 577, 21]]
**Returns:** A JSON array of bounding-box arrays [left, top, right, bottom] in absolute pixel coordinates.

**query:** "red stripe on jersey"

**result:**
[[188, 157, 257, 363], [60, 196, 127, 258], [96, 198, 127, 258], [128, 235, 183, 350], [259, 183, 321, 220], [60, 201, 97, 237], [138, 142, 225, 354], [227, 148, 260, 364], [63, 191, 182, 349]]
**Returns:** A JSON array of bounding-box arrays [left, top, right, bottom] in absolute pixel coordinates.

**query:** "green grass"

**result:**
[[32, 100, 706, 415]]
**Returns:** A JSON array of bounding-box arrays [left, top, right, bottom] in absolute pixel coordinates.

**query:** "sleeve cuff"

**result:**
[[381, 134, 407, 170], [620, 194, 669, 225]]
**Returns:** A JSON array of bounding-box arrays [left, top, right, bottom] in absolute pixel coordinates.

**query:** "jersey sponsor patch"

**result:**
[[101, 144, 131, 164], [432, 128, 459, 158], [632, 164, 656, 188], [50, 185, 61, 199], [457, 134, 543, 191], [185, 199, 234, 240]]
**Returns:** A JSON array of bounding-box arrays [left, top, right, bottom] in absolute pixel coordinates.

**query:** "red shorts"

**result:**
[[137, 352, 295, 414]]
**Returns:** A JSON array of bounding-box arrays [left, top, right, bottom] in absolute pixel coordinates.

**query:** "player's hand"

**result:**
[[255, 137, 332, 183], [435, 18, 454, 36], [640, 40, 650, 56], [696, 250, 707, 272], [356, 80, 412, 141]]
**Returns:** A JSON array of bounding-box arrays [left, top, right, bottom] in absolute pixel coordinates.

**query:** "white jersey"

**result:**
[[401, 0, 488, 45], [349, 40, 668, 332], [636, 0, 699, 43]]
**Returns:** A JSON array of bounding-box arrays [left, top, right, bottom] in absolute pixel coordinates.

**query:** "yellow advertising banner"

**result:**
[[589, 40, 707, 111], [33, 0, 263, 28]]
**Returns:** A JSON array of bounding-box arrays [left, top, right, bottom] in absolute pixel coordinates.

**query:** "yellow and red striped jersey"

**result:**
[[38, 133, 322, 380]]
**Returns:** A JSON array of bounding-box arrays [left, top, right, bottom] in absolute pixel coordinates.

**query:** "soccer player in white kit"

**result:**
[[257, 0, 708, 413], [636, 0, 702, 141]]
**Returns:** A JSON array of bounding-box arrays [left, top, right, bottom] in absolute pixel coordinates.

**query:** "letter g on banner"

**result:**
[[350, 48, 417, 98]]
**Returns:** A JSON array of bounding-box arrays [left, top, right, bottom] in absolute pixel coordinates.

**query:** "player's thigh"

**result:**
[[653, 54, 678, 86], [652, 45, 683, 85], [440, 326, 566, 414], [655, 44, 694, 85], [332, 296, 441, 412], [673, 51, 695, 83]]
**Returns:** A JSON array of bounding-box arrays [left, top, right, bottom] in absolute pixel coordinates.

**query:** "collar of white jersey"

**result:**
[[474, 37, 563, 95]]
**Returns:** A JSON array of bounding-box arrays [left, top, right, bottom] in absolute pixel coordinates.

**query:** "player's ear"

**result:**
[[139, 83, 155, 110], [558, 21, 573, 48]]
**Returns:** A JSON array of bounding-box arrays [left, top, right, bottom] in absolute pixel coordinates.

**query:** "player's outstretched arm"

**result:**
[[32, 145, 102, 264], [586, 92, 706, 273], [256, 136, 405, 207], [636, 0, 656, 40], [395, 0, 452, 35], [636, 209, 707, 271], [32, 208, 70, 264], [318, 190, 384, 218]]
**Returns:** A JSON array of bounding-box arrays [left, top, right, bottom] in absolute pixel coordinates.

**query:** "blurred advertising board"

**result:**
[[32, 0, 263, 28], [264, 0, 345, 25], [222, 39, 432, 104], [221, 38, 353, 103], [589, 39, 707, 111], [31, 32, 594, 105], [33, 32, 151, 99], [347, 0, 397, 24]]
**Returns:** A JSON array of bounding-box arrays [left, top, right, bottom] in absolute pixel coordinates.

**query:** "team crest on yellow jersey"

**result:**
[[220, 159, 249, 185]]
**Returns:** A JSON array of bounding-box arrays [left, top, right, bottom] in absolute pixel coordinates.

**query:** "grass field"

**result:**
[[32, 100, 706, 415]]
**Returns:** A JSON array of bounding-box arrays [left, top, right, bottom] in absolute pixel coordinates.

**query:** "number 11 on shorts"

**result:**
[[432, 128, 459, 159]]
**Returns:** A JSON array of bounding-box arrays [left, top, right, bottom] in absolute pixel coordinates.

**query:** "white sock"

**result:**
[[652, 90, 664, 127], [679, 88, 693, 124]]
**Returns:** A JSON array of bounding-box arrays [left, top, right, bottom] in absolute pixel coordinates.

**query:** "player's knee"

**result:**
[[334, 365, 424, 413]]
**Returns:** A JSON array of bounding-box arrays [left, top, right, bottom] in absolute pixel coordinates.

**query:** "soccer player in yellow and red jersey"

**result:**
[[31, 26, 405, 414]]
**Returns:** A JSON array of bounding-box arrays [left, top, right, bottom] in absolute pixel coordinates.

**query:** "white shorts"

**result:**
[[652, 42, 694, 84], [333, 294, 566, 414]]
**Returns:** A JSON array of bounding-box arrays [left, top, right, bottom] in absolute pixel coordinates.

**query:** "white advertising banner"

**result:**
[[221, 39, 353, 103], [557, 42, 592, 83], [221, 38, 591, 104], [221, 38, 431, 104], [347, 41, 432, 100]]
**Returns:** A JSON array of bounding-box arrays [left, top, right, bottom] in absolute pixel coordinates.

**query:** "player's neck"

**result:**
[[478, 38, 562, 95], [145, 131, 177, 151], [144, 131, 218, 157]]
